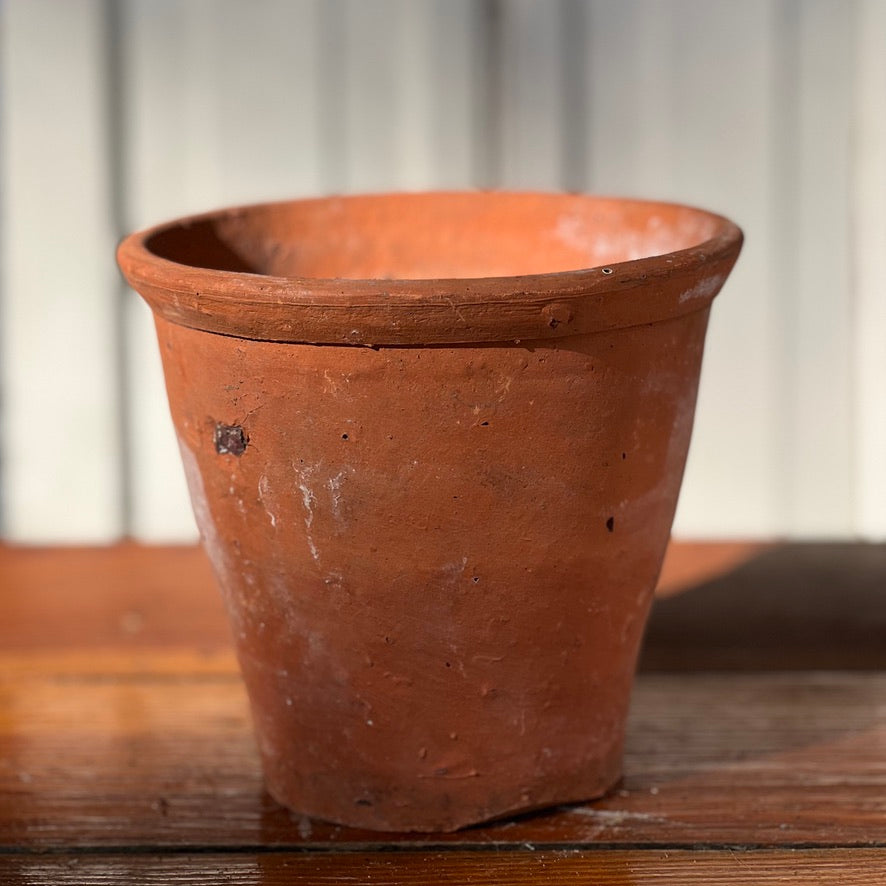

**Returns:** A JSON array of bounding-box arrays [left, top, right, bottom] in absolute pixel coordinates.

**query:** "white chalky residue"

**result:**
[[326, 470, 347, 524], [324, 570, 343, 589], [177, 436, 247, 634], [565, 808, 668, 824], [177, 436, 225, 575], [257, 474, 277, 528], [678, 272, 726, 304], [441, 556, 468, 584], [295, 463, 320, 564], [554, 213, 589, 253]]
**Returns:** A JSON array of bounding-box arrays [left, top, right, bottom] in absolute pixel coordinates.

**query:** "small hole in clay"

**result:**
[[214, 423, 248, 457], [601, 267, 614, 275], [480, 421, 489, 427], [606, 516, 615, 532], [341, 433, 349, 440], [472, 576, 480, 583]]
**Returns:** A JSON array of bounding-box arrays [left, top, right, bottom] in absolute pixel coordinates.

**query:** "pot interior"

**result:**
[[144, 192, 724, 281]]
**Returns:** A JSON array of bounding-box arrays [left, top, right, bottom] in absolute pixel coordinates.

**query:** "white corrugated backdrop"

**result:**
[[1, 0, 885, 543]]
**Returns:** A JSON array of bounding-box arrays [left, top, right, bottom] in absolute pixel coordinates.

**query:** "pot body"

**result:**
[[119, 191, 741, 831], [158, 311, 707, 831]]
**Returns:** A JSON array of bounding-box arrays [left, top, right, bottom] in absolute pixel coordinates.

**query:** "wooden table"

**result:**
[[2, 542, 885, 883]]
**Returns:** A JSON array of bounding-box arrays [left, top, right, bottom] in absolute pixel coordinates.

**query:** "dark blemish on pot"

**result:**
[[622, 452, 627, 460], [473, 576, 480, 583], [548, 317, 560, 329], [384, 636, 394, 645], [341, 433, 349, 440], [214, 423, 247, 456], [480, 421, 489, 427], [355, 798, 373, 807], [601, 267, 613, 275], [606, 516, 615, 532], [445, 661, 451, 668]]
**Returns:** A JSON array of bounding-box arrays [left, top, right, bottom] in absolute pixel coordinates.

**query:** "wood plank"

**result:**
[[0, 0, 123, 541], [655, 541, 772, 598], [642, 542, 886, 670], [1, 849, 884, 885], [2, 544, 883, 852], [2, 542, 884, 667], [0, 544, 227, 652], [2, 668, 884, 849]]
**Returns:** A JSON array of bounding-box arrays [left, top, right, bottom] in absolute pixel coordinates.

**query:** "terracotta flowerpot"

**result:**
[[118, 192, 741, 832]]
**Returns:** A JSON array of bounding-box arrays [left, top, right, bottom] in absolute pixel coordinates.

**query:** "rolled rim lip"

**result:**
[[117, 190, 743, 345]]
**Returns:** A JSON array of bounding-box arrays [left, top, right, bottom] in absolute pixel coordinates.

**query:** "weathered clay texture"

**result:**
[[118, 192, 742, 832]]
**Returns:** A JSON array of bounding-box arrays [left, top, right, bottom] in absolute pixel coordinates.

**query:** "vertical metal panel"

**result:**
[[329, 0, 480, 191], [496, 0, 569, 188], [585, 1, 679, 198], [586, 0, 785, 537], [781, 0, 855, 534], [670, 0, 786, 538], [0, 0, 123, 541], [2, 0, 885, 542], [211, 0, 325, 204], [852, 0, 886, 538], [120, 0, 220, 541], [119, 0, 327, 541]]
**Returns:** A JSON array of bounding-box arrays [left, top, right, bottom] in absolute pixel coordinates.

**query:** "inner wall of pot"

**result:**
[[144, 192, 722, 281]]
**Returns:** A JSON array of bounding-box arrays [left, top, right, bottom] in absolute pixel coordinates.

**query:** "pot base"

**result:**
[[261, 747, 624, 833]]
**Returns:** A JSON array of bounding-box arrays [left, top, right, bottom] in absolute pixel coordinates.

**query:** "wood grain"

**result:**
[[4, 541, 884, 669], [0, 543, 227, 651], [2, 849, 885, 885], [2, 542, 885, 882], [2, 667, 884, 850]]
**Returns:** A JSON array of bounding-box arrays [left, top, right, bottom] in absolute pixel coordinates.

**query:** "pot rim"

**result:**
[[117, 190, 743, 345]]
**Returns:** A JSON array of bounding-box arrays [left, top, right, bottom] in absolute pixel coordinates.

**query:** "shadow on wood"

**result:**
[[642, 543, 886, 671]]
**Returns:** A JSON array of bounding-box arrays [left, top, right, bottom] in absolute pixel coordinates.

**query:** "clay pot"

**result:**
[[117, 192, 741, 832]]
